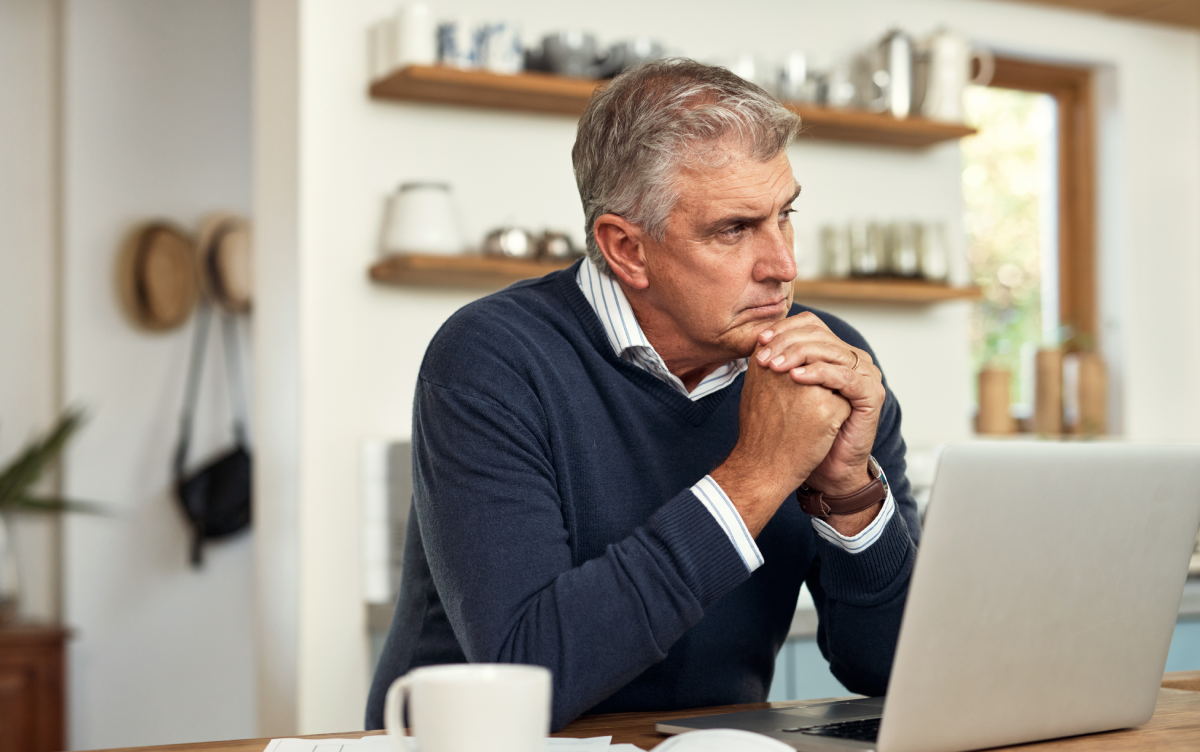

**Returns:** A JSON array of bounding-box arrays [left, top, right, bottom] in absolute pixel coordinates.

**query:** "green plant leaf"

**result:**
[[0, 409, 86, 507], [7, 495, 106, 515]]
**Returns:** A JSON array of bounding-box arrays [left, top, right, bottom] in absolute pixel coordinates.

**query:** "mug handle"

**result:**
[[384, 674, 415, 751], [970, 47, 996, 87]]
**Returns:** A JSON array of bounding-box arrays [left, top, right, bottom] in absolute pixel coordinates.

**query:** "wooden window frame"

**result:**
[[987, 57, 1096, 347]]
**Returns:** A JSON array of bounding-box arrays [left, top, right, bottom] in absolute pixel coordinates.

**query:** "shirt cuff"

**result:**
[[690, 475, 764, 573], [810, 470, 896, 554]]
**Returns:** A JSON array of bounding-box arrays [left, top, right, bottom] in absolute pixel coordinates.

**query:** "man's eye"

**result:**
[[721, 224, 745, 238], [779, 208, 797, 222]]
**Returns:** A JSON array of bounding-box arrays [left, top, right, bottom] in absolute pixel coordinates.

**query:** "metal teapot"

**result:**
[[857, 29, 914, 119]]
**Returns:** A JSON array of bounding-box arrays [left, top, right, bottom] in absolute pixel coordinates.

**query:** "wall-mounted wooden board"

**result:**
[[369, 66, 976, 148], [369, 253, 574, 290], [369, 253, 982, 303]]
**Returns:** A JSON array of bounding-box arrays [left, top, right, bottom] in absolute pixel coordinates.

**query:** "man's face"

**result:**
[[638, 146, 799, 365]]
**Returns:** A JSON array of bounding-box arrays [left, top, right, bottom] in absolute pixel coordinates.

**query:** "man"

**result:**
[[366, 59, 919, 732]]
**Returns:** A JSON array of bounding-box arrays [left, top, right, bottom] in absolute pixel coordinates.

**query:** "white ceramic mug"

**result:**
[[384, 663, 551, 752], [437, 19, 480, 69], [481, 22, 523, 75], [394, 4, 435, 69], [367, 5, 434, 82]]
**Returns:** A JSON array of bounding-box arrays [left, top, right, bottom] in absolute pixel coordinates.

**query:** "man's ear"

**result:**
[[593, 214, 649, 290]]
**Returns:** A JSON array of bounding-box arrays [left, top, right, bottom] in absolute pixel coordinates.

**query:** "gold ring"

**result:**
[[851, 351, 860, 370]]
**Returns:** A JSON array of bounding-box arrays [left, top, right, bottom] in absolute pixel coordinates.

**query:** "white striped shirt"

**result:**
[[575, 254, 749, 400], [576, 257, 896, 571]]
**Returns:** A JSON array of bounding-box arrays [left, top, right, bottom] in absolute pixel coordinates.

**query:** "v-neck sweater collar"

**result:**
[[553, 262, 741, 426]]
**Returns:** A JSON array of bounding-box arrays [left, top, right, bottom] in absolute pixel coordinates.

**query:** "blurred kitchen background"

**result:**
[[2, 0, 1199, 749]]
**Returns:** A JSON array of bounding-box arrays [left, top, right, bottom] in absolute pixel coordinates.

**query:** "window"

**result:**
[[964, 58, 1095, 431]]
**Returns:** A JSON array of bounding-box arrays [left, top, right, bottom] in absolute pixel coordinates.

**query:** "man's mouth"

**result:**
[[742, 297, 789, 317]]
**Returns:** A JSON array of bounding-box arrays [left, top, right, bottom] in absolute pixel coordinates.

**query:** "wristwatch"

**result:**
[[797, 456, 888, 518]]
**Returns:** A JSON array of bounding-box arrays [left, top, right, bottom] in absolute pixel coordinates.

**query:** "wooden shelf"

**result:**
[[793, 277, 982, 303], [369, 253, 981, 303], [787, 105, 976, 147], [369, 65, 976, 148], [370, 65, 597, 116], [370, 253, 574, 290]]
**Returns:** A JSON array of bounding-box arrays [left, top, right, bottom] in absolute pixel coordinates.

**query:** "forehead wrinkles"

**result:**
[[672, 152, 795, 219]]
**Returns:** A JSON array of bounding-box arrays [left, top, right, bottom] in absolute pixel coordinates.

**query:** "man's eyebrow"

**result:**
[[701, 183, 803, 235]]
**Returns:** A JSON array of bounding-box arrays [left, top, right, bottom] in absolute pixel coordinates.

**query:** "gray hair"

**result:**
[[572, 58, 802, 276]]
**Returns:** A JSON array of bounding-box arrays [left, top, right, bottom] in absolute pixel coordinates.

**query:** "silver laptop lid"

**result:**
[[879, 442, 1200, 752]]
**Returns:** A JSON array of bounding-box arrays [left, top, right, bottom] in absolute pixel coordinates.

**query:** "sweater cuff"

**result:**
[[690, 475, 764, 573], [818, 510, 915, 606], [647, 488, 753, 609]]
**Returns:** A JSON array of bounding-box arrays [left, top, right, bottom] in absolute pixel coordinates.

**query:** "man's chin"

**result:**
[[724, 295, 795, 356], [727, 319, 787, 359]]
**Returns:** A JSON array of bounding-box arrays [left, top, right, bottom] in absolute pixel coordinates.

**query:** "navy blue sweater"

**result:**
[[366, 262, 919, 731]]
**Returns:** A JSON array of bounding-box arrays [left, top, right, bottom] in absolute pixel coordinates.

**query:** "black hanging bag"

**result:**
[[173, 302, 252, 566]]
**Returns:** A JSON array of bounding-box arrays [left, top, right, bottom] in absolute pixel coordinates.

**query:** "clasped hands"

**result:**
[[711, 313, 887, 538]]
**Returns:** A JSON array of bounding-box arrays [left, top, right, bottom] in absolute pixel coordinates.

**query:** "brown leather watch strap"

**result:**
[[797, 457, 888, 518], [797, 478, 886, 518]]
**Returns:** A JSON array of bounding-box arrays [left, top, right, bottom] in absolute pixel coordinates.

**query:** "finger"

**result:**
[[758, 338, 872, 374], [789, 361, 884, 409], [755, 322, 875, 371], [754, 326, 845, 366], [757, 311, 835, 345]]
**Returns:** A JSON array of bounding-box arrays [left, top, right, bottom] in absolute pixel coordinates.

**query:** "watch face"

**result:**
[[868, 456, 887, 488]]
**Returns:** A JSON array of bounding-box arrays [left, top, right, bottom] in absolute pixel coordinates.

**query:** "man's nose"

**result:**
[[754, 222, 798, 283]]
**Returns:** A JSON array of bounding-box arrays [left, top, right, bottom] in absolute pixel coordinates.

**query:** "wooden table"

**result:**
[[556, 688, 1200, 750], [86, 675, 1200, 752]]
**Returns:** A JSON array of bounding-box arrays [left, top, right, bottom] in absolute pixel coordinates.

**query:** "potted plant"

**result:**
[[0, 409, 98, 623]]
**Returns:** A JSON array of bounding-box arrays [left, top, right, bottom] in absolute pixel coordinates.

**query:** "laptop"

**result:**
[[656, 442, 1200, 752]]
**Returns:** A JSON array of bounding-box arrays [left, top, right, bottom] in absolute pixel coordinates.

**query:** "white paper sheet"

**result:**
[[264, 734, 615, 752]]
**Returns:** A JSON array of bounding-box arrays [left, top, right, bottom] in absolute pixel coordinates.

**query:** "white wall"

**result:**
[[60, 0, 257, 748], [253, 0, 301, 737], [7, 0, 1191, 744], [255, 0, 1200, 736], [0, 0, 61, 624]]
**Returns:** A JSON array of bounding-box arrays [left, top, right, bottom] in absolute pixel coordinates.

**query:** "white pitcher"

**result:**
[[382, 182, 465, 256], [915, 28, 994, 123]]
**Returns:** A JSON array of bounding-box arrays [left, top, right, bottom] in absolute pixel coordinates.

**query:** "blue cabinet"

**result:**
[[769, 615, 1200, 702]]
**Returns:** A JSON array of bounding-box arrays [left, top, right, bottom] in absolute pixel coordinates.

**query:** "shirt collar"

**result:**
[[575, 257, 748, 400], [576, 255, 652, 357]]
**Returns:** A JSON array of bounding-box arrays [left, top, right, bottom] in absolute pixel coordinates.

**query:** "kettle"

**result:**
[[482, 226, 537, 259], [913, 28, 994, 122], [858, 29, 914, 119]]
